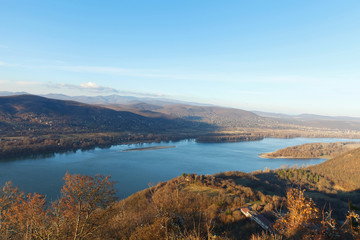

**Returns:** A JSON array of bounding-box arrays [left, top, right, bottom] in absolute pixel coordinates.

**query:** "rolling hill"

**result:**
[[309, 147, 360, 191], [260, 142, 360, 159], [116, 103, 277, 129], [0, 95, 214, 136]]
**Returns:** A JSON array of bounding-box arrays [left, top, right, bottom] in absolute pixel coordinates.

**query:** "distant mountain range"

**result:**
[[2, 92, 360, 131], [43, 93, 212, 107], [254, 111, 360, 123], [0, 91, 205, 106]]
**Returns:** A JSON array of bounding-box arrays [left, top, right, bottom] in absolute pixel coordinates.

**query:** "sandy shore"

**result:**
[[258, 152, 327, 159]]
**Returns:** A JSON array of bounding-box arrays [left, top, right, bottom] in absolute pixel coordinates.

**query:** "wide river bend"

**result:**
[[0, 137, 358, 200]]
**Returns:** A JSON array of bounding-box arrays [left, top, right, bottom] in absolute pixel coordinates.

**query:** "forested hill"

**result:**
[[114, 103, 277, 129], [0, 95, 214, 136], [108, 102, 360, 132], [309, 147, 360, 191], [260, 142, 360, 159]]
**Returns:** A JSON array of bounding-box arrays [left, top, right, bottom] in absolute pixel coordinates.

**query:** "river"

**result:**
[[0, 137, 358, 200]]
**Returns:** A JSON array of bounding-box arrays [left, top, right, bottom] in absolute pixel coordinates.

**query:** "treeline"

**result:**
[[0, 133, 194, 159]]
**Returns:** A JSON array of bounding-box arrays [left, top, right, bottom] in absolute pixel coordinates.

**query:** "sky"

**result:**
[[1, 1, 360, 117]]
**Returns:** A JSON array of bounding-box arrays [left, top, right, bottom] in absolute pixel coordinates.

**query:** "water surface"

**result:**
[[0, 137, 358, 200]]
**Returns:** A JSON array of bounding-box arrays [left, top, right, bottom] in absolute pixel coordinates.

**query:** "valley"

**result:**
[[1, 94, 360, 239], [1, 94, 360, 159]]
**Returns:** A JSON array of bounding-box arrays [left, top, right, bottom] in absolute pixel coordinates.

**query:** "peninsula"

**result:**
[[260, 142, 360, 159]]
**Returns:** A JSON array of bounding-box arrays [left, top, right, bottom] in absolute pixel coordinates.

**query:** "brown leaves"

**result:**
[[274, 188, 321, 238], [0, 173, 116, 240]]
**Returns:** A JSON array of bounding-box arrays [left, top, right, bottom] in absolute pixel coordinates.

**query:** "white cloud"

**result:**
[[80, 82, 101, 89]]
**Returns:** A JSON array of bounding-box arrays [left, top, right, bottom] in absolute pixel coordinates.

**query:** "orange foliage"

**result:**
[[0, 173, 116, 240], [274, 188, 320, 238]]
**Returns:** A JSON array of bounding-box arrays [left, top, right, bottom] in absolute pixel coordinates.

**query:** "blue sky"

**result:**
[[1, 1, 360, 116]]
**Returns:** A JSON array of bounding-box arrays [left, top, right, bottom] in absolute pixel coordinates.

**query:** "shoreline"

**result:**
[[2, 135, 360, 160], [258, 153, 328, 160]]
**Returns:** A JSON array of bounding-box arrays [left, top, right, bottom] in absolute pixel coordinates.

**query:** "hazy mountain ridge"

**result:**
[[2, 92, 360, 131], [254, 111, 360, 122], [43, 93, 211, 107], [254, 110, 360, 130]]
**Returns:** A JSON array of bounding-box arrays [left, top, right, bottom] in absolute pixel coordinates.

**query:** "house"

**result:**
[[240, 207, 252, 217]]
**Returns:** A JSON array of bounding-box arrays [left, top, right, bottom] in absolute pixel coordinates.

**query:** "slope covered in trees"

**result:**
[[0, 95, 213, 136], [261, 142, 360, 159], [2, 94, 360, 159], [0, 95, 214, 158], [1, 170, 359, 239], [309, 147, 360, 191]]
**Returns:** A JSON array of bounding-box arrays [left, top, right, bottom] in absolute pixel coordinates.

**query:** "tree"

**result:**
[[0, 182, 51, 239], [52, 173, 117, 240], [274, 188, 320, 238]]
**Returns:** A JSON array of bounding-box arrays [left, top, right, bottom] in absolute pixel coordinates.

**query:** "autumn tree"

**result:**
[[51, 173, 117, 240], [0, 181, 23, 239], [342, 208, 360, 238], [274, 188, 320, 238], [0, 182, 51, 239], [273, 188, 345, 239]]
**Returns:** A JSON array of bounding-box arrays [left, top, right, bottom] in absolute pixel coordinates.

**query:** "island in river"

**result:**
[[260, 141, 360, 159], [122, 145, 176, 152]]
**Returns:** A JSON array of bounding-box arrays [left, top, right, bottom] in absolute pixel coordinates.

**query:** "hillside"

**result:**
[[108, 102, 360, 138], [0, 95, 215, 158], [0, 95, 212, 136], [260, 142, 360, 159], [1, 169, 359, 239], [255, 111, 360, 131], [309, 147, 360, 191], [4, 92, 360, 132], [2, 94, 360, 158], [118, 103, 280, 129]]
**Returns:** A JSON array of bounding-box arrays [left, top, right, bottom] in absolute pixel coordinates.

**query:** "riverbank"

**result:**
[[258, 153, 327, 159], [2, 130, 360, 159]]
